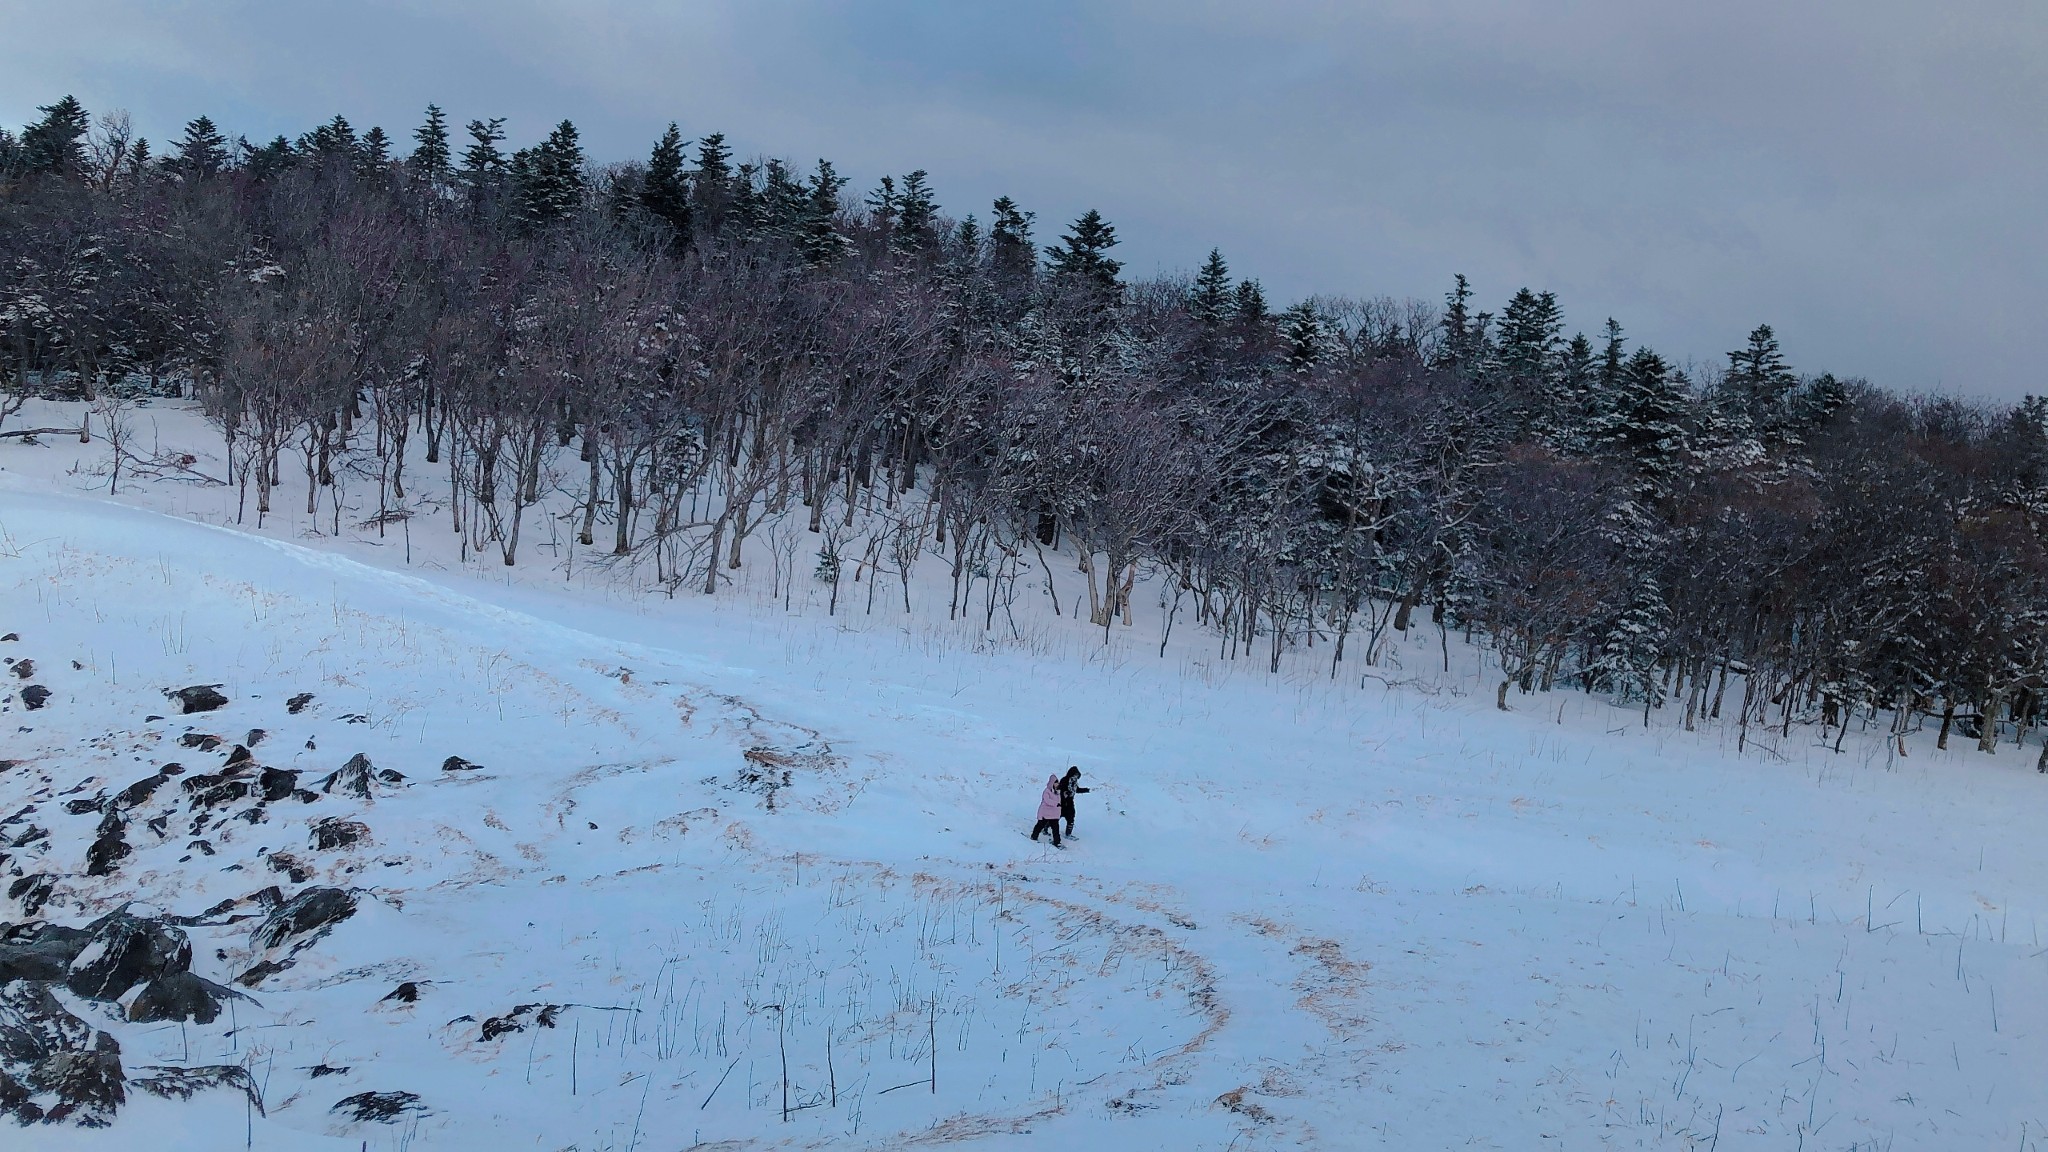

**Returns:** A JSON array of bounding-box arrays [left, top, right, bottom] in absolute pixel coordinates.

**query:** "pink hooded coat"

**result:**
[[1036, 775, 1062, 820]]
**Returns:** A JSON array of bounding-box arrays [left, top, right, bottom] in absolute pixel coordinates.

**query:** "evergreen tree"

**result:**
[[1439, 274, 1478, 368], [1720, 323, 1799, 442], [242, 135, 296, 181], [691, 132, 733, 233], [297, 115, 358, 162], [1280, 301, 1324, 373], [989, 196, 1035, 283], [1590, 346, 1694, 490], [760, 158, 809, 239], [19, 95, 91, 177], [892, 170, 939, 253], [460, 118, 508, 191], [1496, 288, 1563, 381], [409, 105, 452, 185], [1044, 209, 1122, 295], [1191, 249, 1232, 329], [798, 158, 850, 265], [0, 128, 18, 175], [510, 120, 587, 225], [639, 122, 691, 240], [359, 126, 392, 173], [864, 175, 898, 240], [170, 115, 231, 179], [1232, 279, 1271, 358]]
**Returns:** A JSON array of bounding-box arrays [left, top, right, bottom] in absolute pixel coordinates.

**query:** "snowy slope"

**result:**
[[3, 400, 2048, 1150]]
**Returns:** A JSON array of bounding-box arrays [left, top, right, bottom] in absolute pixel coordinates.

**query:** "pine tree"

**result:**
[[409, 105, 452, 186], [692, 132, 733, 234], [460, 118, 508, 191], [1590, 346, 1694, 490], [1044, 209, 1122, 295], [864, 176, 898, 240], [989, 196, 1035, 283], [1191, 249, 1231, 329], [298, 115, 358, 162], [19, 95, 91, 177], [1720, 323, 1800, 442], [798, 158, 850, 265], [1439, 274, 1477, 368], [640, 122, 691, 240], [0, 129, 18, 175], [1280, 301, 1323, 373], [892, 170, 939, 253], [243, 135, 296, 181], [511, 120, 587, 225], [171, 115, 231, 179], [359, 126, 392, 173], [760, 158, 808, 239], [1496, 288, 1563, 381]]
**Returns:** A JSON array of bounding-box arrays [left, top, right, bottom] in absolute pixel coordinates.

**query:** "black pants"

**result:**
[[1061, 806, 1076, 837], [1030, 818, 1062, 846]]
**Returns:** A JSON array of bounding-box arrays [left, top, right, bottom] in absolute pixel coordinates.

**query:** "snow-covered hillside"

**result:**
[[3, 399, 2047, 1150]]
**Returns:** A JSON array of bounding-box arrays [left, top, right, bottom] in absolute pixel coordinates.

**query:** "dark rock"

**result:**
[[183, 776, 250, 811], [144, 814, 167, 837], [8, 874, 55, 916], [286, 692, 314, 715], [8, 825, 48, 849], [186, 839, 214, 856], [0, 981, 125, 1127], [306, 1063, 349, 1077], [321, 753, 376, 798], [441, 756, 483, 772], [244, 728, 267, 747], [143, 715, 162, 723], [266, 852, 312, 884], [381, 981, 420, 1003], [223, 744, 254, 768], [11, 660, 33, 680], [65, 910, 192, 1002], [113, 773, 167, 809], [159, 762, 185, 776], [130, 1064, 263, 1115], [0, 923, 89, 982], [233, 958, 292, 988], [0, 633, 16, 642], [376, 769, 407, 785], [177, 733, 220, 751], [258, 766, 299, 803], [310, 818, 368, 851], [480, 1002, 564, 1040], [20, 686, 50, 711], [166, 685, 229, 715], [0, 760, 17, 773], [232, 805, 266, 825], [127, 973, 246, 1025], [64, 796, 104, 815], [293, 789, 320, 804], [332, 1090, 424, 1124], [339, 713, 369, 725], [83, 813, 128, 877], [252, 887, 356, 951]]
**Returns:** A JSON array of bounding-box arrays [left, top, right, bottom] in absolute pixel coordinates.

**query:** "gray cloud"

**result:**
[[4, 0, 2042, 395]]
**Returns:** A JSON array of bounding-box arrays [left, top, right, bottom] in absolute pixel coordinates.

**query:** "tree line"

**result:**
[[6, 94, 2048, 759]]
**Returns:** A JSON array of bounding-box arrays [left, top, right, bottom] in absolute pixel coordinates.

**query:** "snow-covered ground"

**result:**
[[3, 398, 2047, 1150]]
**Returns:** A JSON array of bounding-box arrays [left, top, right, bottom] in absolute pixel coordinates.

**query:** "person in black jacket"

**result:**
[[1058, 766, 1090, 839]]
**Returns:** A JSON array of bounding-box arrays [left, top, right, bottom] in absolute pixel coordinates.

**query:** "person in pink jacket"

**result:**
[[1029, 774, 1065, 847]]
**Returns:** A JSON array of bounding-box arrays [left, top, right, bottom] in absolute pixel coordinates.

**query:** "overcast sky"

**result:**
[[5, 1, 2043, 398]]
